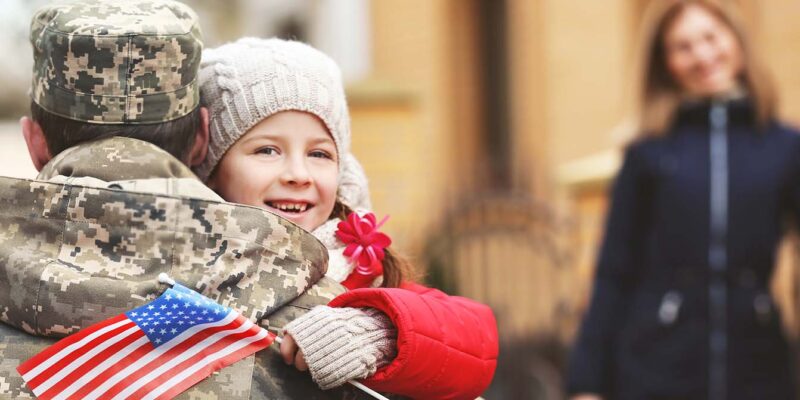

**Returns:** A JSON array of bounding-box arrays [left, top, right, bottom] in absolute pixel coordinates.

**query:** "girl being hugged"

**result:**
[[196, 37, 498, 399]]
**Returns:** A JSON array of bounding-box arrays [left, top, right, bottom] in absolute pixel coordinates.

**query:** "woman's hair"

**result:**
[[330, 201, 417, 288], [635, 0, 776, 137]]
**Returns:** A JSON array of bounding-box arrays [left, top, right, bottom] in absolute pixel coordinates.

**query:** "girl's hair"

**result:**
[[635, 0, 776, 137], [330, 201, 417, 288]]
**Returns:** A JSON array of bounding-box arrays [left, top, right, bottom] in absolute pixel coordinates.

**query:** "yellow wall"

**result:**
[[542, 0, 637, 166], [755, 0, 800, 126], [349, 0, 484, 256]]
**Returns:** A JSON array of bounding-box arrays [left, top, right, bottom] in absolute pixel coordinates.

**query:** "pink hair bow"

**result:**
[[336, 212, 392, 289]]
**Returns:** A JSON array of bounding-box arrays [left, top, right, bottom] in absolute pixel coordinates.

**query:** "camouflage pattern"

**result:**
[[0, 278, 390, 399], [38, 135, 200, 182], [0, 137, 398, 399], [0, 137, 328, 335], [30, 0, 202, 124], [0, 323, 52, 399]]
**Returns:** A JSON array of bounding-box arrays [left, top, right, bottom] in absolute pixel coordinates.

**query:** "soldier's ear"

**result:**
[[187, 107, 209, 167], [21, 116, 51, 171]]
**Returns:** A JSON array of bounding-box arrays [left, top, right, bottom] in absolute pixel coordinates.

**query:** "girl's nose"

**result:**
[[280, 156, 312, 186]]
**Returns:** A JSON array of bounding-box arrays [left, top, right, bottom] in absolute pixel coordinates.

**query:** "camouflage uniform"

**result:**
[[0, 0, 385, 398]]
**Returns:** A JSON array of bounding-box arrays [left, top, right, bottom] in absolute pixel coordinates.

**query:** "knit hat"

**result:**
[[196, 37, 371, 211], [30, 0, 202, 124]]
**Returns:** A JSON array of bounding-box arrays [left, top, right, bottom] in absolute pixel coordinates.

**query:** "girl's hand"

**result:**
[[279, 333, 309, 371], [281, 306, 397, 389]]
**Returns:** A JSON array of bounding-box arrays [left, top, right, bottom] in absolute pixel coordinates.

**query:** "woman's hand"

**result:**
[[279, 333, 309, 371], [571, 395, 603, 400]]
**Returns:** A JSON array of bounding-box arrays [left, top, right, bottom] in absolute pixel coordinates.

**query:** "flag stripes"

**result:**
[[17, 285, 276, 400]]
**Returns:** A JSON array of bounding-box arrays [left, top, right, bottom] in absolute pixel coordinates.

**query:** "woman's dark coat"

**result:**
[[567, 99, 799, 400]]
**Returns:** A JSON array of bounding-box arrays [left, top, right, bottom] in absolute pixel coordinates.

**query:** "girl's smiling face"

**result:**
[[208, 111, 338, 232]]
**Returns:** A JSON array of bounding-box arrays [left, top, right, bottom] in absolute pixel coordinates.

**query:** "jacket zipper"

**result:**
[[708, 101, 728, 400]]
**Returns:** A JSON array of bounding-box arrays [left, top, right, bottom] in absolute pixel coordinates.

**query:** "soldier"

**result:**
[[0, 0, 372, 398]]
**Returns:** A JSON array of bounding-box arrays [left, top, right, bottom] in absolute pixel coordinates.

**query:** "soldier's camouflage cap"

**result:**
[[29, 0, 203, 124]]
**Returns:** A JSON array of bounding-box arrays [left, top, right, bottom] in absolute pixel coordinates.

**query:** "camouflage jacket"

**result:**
[[0, 137, 381, 399]]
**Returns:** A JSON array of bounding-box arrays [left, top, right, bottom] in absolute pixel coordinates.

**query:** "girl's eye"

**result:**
[[310, 150, 333, 160], [256, 147, 279, 156]]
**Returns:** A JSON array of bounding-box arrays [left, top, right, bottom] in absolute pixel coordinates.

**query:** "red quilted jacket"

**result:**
[[329, 282, 498, 400]]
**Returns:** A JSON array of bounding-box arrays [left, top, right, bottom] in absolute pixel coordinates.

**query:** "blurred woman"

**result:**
[[567, 1, 797, 399]]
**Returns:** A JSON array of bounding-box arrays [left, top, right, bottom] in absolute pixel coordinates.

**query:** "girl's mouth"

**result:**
[[265, 201, 313, 214]]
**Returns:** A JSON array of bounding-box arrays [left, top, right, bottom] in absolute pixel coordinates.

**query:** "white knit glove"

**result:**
[[284, 306, 397, 389]]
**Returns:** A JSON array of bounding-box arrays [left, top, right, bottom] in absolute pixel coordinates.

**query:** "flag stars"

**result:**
[[126, 287, 235, 348]]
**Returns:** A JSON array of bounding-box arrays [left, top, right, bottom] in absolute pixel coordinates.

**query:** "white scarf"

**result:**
[[311, 217, 383, 288]]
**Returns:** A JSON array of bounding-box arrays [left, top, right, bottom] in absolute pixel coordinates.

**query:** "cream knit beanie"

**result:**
[[196, 37, 371, 211]]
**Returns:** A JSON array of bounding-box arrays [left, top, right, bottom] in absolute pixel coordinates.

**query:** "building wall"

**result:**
[[349, 0, 485, 254]]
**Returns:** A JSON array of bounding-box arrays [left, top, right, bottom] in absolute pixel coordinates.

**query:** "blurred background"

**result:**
[[3, 0, 800, 398]]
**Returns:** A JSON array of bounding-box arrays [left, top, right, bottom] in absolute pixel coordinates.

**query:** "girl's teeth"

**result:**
[[271, 202, 308, 212]]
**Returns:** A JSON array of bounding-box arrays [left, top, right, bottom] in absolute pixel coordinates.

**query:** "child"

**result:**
[[196, 38, 498, 399]]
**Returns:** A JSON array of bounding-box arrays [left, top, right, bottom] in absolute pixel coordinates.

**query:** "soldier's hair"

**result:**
[[30, 101, 200, 162], [330, 201, 419, 288]]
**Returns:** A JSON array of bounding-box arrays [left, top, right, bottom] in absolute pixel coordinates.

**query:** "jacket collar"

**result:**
[[672, 96, 758, 131], [38, 136, 198, 182]]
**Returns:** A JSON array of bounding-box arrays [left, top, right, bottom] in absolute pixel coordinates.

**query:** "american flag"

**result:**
[[17, 283, 276, 400]]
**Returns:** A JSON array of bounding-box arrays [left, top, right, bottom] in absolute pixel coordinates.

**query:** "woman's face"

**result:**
[[663, 4, 744, 97], [208, 111, 339, 232]]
